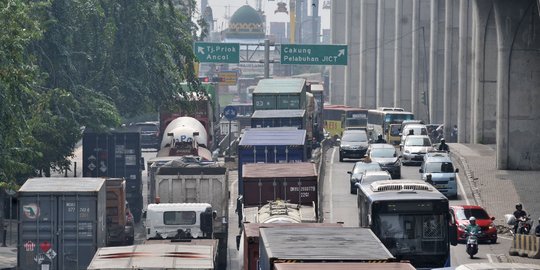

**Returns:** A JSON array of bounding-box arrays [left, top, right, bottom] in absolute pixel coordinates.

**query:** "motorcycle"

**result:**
[[516, 215, 533, 235], [466, 230, 481, 259]]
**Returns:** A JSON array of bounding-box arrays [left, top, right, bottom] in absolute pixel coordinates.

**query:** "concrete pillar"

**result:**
[[345, 0, 361, 106], [428, 0, 439, 123], [359, 0, 367, 107], [443, 0, 452, 139], [472, 0, 495, 144], [457, 0, 467, 142], [363, 0, 379, 108], [330, 0, 346, 104], [376, 0, 385, 108], [493, 0, 540, 169], [411, 0, 419, 115], [394, 0, 403, 107]]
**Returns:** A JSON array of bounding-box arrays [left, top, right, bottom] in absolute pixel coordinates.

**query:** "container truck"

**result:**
[[273, 263, 416, 270], [144, 203, 214, 240], [82, 128, 144, 222], [250, 109, 306, 129], [258, 227, 396, 270], [239, 223, 344, 270], [18, 177, 107, 270], [241, 162, 318, 208], [105, 178, 134, 246], [145, 156, 229, 270], [87, 240, 218, 270], [252, 78, 306, 111], [242, 200, 316, 224], [237, 128, 307, 195]]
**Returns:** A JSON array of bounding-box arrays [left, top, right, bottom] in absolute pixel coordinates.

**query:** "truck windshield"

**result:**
[[163, 211, 197, 225]]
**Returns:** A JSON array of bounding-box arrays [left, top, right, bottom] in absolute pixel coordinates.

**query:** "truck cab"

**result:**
[[144, 203, 214, 240]]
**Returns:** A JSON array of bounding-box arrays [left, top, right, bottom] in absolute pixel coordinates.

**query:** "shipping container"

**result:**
[[242, 163, 317, 208], [82, 128, 144, 222], [18, 178, 107, 270], [105, 178, 134, 246], [240, 223, 344, 270], [237, 128, 307, 195], [273, 263, 416, 270], [252, 78, 306, 110], [251, 109, 306, 129], [87, 242, 217, 270], [258, 227, 395, 270]]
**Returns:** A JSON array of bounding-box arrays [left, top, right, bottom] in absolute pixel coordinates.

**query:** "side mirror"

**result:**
[[491, 216, 496, 221], [455, 168, 459, 173], [336, 138, 341, 142], [140, 157, 145, 171], [347, 171, 352, 175], [419, 169, 423, 173]]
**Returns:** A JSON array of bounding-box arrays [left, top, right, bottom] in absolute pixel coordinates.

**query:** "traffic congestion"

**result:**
[[2, 1, 540, 270]]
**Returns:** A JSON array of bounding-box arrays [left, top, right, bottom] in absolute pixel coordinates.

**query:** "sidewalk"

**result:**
[[450, 143, 540, 264]]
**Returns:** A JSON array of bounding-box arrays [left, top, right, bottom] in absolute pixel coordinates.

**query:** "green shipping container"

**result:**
[[252, 78, 306, 110]]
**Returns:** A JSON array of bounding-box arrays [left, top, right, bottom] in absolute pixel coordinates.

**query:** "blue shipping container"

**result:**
[[250, 109, 305, 129], [237, 128, 307, 195]]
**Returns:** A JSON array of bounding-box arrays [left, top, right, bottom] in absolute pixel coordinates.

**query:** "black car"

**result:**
[[347, 161, 382, 194], [339, 130, 369, 162], [132, 122, 160, 150]]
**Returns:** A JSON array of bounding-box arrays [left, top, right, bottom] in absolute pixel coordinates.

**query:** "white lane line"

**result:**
[[329, 147, 336, 223], [456, 173, 470, 205], [487, 253, 494, 263]]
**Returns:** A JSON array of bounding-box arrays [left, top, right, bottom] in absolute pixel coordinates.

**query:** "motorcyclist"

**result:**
[[465, 216, 481, 236], [535, 217, 540, 237], [374, 134, 387, 143], [513, 203, 528, 234], [438, 138, 449, 151]]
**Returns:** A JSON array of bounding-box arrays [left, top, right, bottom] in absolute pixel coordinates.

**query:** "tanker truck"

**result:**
[[158, 116, 212, 161]]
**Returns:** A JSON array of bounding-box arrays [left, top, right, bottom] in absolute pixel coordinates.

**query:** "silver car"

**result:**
[[401, 135, 434, 165]]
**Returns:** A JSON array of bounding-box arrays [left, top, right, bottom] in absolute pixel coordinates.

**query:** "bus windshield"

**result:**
[[373, 213, 447, 256], [385, 113, 414, 123]]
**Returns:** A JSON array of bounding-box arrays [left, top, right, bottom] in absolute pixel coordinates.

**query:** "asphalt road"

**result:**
[[323, 146, 516, 268]]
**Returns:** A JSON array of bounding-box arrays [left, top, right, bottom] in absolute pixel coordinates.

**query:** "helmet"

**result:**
[[516, 203, 523, 209], [378, 134, 383, 138], [469, 217, 476, 222], [440, 138, 445, 142]]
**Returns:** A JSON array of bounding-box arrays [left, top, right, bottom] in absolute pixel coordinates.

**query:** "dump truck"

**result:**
[[145, 156, 228, 270]]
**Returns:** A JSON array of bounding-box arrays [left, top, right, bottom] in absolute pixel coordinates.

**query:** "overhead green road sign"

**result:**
[[281, 44, 348, 65], [194, 42, 240, 63]]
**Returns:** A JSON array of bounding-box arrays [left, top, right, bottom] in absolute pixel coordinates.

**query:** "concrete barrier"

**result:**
[[508, 234, 540, 258]]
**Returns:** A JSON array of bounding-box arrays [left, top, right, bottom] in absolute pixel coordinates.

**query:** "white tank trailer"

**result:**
[[158, 116, 212, 160]]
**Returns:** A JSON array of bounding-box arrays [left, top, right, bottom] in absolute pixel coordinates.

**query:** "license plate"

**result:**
[[434, 184, 447, 188]]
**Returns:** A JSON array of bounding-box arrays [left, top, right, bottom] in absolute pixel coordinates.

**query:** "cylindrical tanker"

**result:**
[[160, 116, 208, 149]]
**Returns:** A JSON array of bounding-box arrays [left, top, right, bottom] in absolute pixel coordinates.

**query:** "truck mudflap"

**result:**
[[214, 231, 228, 270]]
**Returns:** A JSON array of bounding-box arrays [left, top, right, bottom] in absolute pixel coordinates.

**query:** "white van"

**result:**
[[144, 203, 214, 240]]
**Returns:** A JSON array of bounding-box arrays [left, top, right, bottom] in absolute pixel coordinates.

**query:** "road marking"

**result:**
[[329, 147, 336, 223], [498, 235, 513, 241], [487, 253, 494, 263], [456, 173, 470, 205]]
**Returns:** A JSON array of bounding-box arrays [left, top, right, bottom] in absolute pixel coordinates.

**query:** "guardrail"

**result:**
[[509, 234, 540, 258]]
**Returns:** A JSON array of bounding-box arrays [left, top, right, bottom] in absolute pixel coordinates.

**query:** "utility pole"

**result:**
[[264, 39, 270, 78]]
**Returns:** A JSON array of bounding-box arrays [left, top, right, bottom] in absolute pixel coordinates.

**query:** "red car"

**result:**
[[450, 205, 497, 243]]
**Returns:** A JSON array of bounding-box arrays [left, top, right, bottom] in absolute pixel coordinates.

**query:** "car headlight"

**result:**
[[459, 224, 466, 230], [489, 222, 495, 230]]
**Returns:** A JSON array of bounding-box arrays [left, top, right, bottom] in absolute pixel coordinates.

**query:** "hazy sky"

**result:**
[[204, 0, 331, 33]]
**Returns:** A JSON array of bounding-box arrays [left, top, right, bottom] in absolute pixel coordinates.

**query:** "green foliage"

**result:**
[[1, 0, 205, 183], [0, 0, 48, 185]]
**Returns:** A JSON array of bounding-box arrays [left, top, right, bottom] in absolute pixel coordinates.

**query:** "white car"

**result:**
[[401, 135, 434, 165]]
